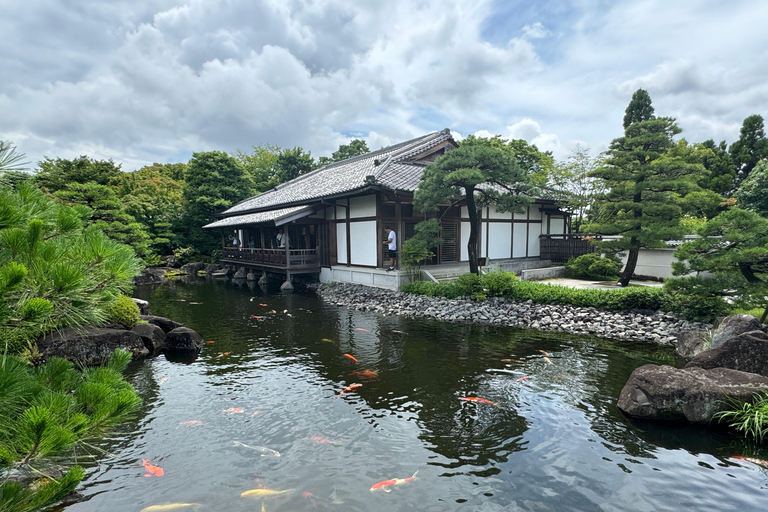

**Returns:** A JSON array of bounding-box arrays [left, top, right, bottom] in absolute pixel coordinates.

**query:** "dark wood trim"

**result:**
[[345, 198, 351, 267], [395, 195, 401, 270], [525, 205, 530, 257]]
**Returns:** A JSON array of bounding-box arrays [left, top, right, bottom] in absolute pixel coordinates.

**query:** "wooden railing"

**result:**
[[539, 234, 600, 264], [222, 247, 318, 267]]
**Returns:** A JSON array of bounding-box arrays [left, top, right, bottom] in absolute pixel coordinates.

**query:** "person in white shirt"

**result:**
[[276, 228, 285, 248], [383, 226, 397, 271]]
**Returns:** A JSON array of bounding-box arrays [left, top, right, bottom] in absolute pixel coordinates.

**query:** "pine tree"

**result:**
[[622, 89, 655, 129], [730, 114, 768, 186]]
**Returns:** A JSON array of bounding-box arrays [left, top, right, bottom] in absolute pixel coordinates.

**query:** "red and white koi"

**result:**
[[370, 471, 418, 492], [224, 407, 244, 414], [459, 396, 496, 406], [538, 349, 550, 356], [178, 420, 202, 427], [355, 328, 371, 332], [339, 383, 362, 396], [732, 455, 768, 469], [515, 375, 530, 383]]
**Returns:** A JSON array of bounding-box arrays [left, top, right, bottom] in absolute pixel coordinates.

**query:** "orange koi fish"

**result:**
[[224, 407, 244, 414], [142, 459, 164, 477], [259, 303, 268, 306], [733, 455, 768, 468], [543, 356, 553, 365], [178, 420, 202, 426], [175, 299, 186, 302], [311, 436, 340, 445], [538, 349, 550, 356], [351, 370, 379, 380], [250, 315, 263, 319], [459, 397, 496, 405], [206, 340, 216, 344], [339, 383, 362, 396], [355, 328, 370, 332], [501, 358, 515, 362], [215, 352, 230, 358], [343, 353, 358, 363], [515, 375, 530, 383], [370, 471, 418, 492]]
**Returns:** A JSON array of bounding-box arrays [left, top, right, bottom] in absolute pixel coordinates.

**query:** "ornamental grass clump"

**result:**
[[0, 349, 141, 511], [714, 393, 768, 444]]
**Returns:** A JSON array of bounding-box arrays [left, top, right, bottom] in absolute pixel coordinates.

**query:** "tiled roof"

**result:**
[[203, 206, 313, 229], [220, 129, 455, 216]]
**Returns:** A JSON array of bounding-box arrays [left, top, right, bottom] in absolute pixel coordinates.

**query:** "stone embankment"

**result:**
[[317, 283, 710, 345]]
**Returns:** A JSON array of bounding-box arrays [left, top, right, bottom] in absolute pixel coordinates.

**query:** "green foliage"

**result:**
[[699, 139, 736, 195], [33, 156, 123, 193], [734, 159, 768, 217], [714, 393, 768, 443], [401, 219, 442, 275], [455, 272, 482, 297], [730, 115, 768, 187], [318, 139, 370, 167], [565, 253, 621, 280], [415, 141, 536, 274], [181, 151, 252, 256], [0, 140, 30, 173], [104, 295, 141, 329], [236, 143, 282, 193], [0, 184, 141, 343], [622, 89, 655, 129], [0, 349, 138, 510], [481, 269, 518, 297], [276, 146, 316, 182], [549, 145, 606, 231]]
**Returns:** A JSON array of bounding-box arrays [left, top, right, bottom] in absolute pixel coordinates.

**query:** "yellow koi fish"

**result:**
[[241, 488, 295, 499], [140, 503, 200, 512]]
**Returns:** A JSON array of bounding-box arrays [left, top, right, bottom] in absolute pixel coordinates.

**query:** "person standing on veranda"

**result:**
[[383, 226, 397, 271]]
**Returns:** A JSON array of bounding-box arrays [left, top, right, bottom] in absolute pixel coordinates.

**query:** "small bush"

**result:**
[[104, 295, 141, 329], [565, 253, 622, 280], [714, 392, 768, 443], [456, 273, 482, 297], [481, 270, 518, 297]]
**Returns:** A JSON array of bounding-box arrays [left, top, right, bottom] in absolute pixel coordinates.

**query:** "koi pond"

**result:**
[[62, 278, 767, 512]]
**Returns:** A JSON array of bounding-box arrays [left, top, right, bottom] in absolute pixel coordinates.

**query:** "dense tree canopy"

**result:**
[[730, 114, 768, 186], [33, 156, 122, 192], [734, 159, 768, 217], [276, 147, 315, 182], [414, 142, 535, 274], [622, 89, 655, 129], [317, 139, 370, 167], [236, 143, 282, 193]]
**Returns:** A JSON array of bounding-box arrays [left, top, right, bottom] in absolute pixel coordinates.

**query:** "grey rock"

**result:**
[[132, 298, 151, 316], [685, 330, 768, 377], [140, 315, 184, 333], [676, 329, 710, 359], [180, 261, 206, 274], [618, 364, 768, 423], [711, 314, 765, 349], [37, 327, 148, 366], [131, 322, 166, 355], [164, 327, 204, 354], [204, 263, 223, 274], [134, 267, 167, 285]]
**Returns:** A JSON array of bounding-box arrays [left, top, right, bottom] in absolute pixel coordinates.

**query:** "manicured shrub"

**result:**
[[456, 272, 482, 297], [104, 295, 141, 329], [565, 253, 622, 280], [481, 269, 518, 297]]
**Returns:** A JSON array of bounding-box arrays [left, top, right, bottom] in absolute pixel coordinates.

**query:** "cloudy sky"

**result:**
[[2, 0, 767, 171]]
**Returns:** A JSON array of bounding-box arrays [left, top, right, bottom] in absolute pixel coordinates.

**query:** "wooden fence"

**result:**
[[539, 234, 600, 264]]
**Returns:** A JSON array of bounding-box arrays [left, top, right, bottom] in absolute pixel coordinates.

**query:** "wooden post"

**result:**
[[281, 227, 293, 291], [345, 198, 351, 267], [395, 195, 401, 270]]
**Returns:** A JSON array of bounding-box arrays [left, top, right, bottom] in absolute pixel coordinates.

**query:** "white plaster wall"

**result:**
[[350, 221, 377, 266], [336, 223, 347, 264], [550, 218, 565, 235], [349, 195, 376, 218], [461, 221, 471, 261], [528, 222, 542, 257], [480, 223, 487, 257], [461, 206, 468, 218], [488, 223, 511, 259], [336, 206, 347, 220], [619, 248, 676, 279], [529, 205, 542, 220], [488, 206, 512, 219], [513, 223, 527, 258]]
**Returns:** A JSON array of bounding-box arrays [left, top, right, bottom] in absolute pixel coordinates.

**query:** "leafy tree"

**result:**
[[730, 114, 768, 186], [460, 134, 555, 187], [317, 139, 370, 166], [734, 159, 768, 217], [550, 145, 606, 231], [33, 156, 122, 193], [0, 184, 141, 352], [667, 207, 768, 321], [236, 143, 282, 193], [401, 219, 442, 277], [414, 143, 535, 274], [181, 151, 252, 256], [276, 147, 316, 182], [622, 88, 655, 129], [586, 116, 705, 287], [54, 183, 153, 262], [699, 139, 736, 195], [113, 166, 185, 256]]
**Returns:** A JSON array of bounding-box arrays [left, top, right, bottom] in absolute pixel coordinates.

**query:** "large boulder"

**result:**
[[134, 267, 167, 285], [710, 314, 765, 349], [180, 261, 206, 274], [131, 322, 166, 355], [163, 327, 203, 354], [685, 330, 768, 377], [140, 315, 184, 333], [676, 329, 710, 359], [36, 327, 148, 366], [204, 263, 223, 274], [132, 298, 151, 316], [618, 364, 768, 423]]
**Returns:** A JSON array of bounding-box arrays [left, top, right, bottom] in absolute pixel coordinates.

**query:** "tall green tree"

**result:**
[[586, 117, 705, 286], [550, 145, 606, 231], [460, 135, 555, 187], [734, 159, 768, 217], [33, 156, 122, 192], [276, 147, 315, 182], [699, 139, 736, 195], [236, 143, 282, 192], [730, 114, 768, 186], [622, 88, 655, 129], [181, 151, 252, 256], [414, 143, 535, 275], [317, 139, 370, 167]]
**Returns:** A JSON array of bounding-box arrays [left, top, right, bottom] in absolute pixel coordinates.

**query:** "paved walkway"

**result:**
[[541, 277, 664, 290]]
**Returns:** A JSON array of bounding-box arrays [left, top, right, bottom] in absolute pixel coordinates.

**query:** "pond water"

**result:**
[[62, 278, 768, 512]]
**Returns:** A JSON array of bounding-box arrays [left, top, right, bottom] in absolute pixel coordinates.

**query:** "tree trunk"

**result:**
[[465, 186, 479, 275], [618, 242, 639, 287]]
